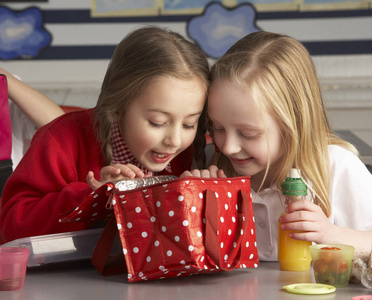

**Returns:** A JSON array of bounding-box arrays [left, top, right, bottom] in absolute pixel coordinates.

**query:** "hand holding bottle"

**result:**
[[279, 199, 338, 245], [278, 168, 312, 271]]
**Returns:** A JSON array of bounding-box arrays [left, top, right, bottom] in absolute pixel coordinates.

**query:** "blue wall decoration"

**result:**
[[187, 2, 261, 59], [0, 3, 371, 60], [0, 6, 52, 60]]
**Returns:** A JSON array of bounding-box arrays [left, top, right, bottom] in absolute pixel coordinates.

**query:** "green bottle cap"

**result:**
[[282, 169, 307, 196]]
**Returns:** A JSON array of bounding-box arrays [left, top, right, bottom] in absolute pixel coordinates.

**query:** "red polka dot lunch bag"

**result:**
[[61, 176, 259, 282]]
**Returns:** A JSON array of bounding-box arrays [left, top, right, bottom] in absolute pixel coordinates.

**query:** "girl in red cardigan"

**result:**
[[0, 26, 209, 243]]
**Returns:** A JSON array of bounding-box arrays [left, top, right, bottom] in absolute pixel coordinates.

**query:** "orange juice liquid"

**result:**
[[278, 214, 312, 271]]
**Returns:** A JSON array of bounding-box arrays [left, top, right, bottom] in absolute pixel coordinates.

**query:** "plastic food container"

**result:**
[[309, 244, 355, 287], [0, 247, 30, 291], [1, 228, 123, 267]]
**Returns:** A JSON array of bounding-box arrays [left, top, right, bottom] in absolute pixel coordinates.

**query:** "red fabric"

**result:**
[[60, 105, 86, 114], [111, 177, 258, 282], [0, 109, 194, 243], [63, 176, 259, 282]]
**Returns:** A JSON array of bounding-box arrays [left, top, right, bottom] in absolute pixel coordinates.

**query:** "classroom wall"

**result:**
[[1, 0, 372, 145]]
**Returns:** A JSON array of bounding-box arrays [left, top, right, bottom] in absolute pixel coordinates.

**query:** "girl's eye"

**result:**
[[240, 132, 260, 139], [213, 127, 225, 133], [149, 121, 165, 128], [183, 124, 195, 130]]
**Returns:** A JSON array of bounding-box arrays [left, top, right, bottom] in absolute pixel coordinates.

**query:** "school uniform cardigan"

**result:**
[[0, 109, 193, 243]]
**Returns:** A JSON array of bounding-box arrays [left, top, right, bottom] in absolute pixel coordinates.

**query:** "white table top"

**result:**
[[0, 261, 370, 300]]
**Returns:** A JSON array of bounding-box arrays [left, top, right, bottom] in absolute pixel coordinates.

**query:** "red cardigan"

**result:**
[[0, 109, 193, 243]]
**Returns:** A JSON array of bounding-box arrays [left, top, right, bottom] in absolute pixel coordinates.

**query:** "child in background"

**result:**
[[0, 26, 209, 243], [183, 31, 372, 257], [0, 68, 65, 170]]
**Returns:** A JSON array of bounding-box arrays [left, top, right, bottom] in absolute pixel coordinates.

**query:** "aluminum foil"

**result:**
[[114, 175, 177, 192]]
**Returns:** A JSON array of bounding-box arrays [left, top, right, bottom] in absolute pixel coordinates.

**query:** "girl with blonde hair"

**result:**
[[183, 31, 372, 258]]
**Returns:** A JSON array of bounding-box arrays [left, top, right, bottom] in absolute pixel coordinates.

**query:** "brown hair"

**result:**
[[210, 31, 357, 216], [94, 26, 209, 167]]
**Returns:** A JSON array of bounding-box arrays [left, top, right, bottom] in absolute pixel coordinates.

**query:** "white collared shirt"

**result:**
[[252, 145, 372, 261]]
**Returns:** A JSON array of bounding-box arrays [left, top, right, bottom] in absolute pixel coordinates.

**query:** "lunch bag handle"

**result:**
[[92, 215, 126, 276], [204, 189, 249, 271], [92, 188, 250, 276]]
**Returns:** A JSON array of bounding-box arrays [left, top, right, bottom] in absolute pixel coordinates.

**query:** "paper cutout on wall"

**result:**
[[187, 3, 261, 59], [300, 0, 368, 11], [0, 6, 52, 60], [92, 0, 158, 17], [91, 0, 370, 16]]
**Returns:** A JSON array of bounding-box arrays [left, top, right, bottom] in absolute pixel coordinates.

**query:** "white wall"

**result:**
[[2, 0, 372, 146]]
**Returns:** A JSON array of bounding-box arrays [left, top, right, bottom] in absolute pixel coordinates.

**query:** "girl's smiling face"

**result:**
[[118, 75, 206, 173], [208, 78, 284, 186]]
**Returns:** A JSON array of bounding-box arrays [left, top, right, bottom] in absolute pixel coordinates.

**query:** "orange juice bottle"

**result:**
[[278, 169, 312, 271]]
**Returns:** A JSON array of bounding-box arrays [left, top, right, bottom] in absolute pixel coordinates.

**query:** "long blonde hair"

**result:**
[[94, 26, 209, 167], [210, 31, 357, 217]]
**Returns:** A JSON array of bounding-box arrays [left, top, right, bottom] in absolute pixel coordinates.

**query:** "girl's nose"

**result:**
[[164, 127, 182, 148], [221, 133, 241, 155]]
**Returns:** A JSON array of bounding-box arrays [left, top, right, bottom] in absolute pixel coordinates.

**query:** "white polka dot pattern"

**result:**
[[61, 176, 258, 283], [111, 177, 258, 282], [60, 182, 116, 224]]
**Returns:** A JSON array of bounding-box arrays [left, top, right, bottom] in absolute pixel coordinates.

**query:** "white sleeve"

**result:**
[[328, 145, 372, 230], [9, 100, 37, 170]]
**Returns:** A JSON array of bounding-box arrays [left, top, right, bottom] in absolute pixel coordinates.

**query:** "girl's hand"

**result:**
[[179, 165, 227, 178], [280, 200, 372, 253], [278, 200, 338, 244], [86, 164, 145, 190]]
